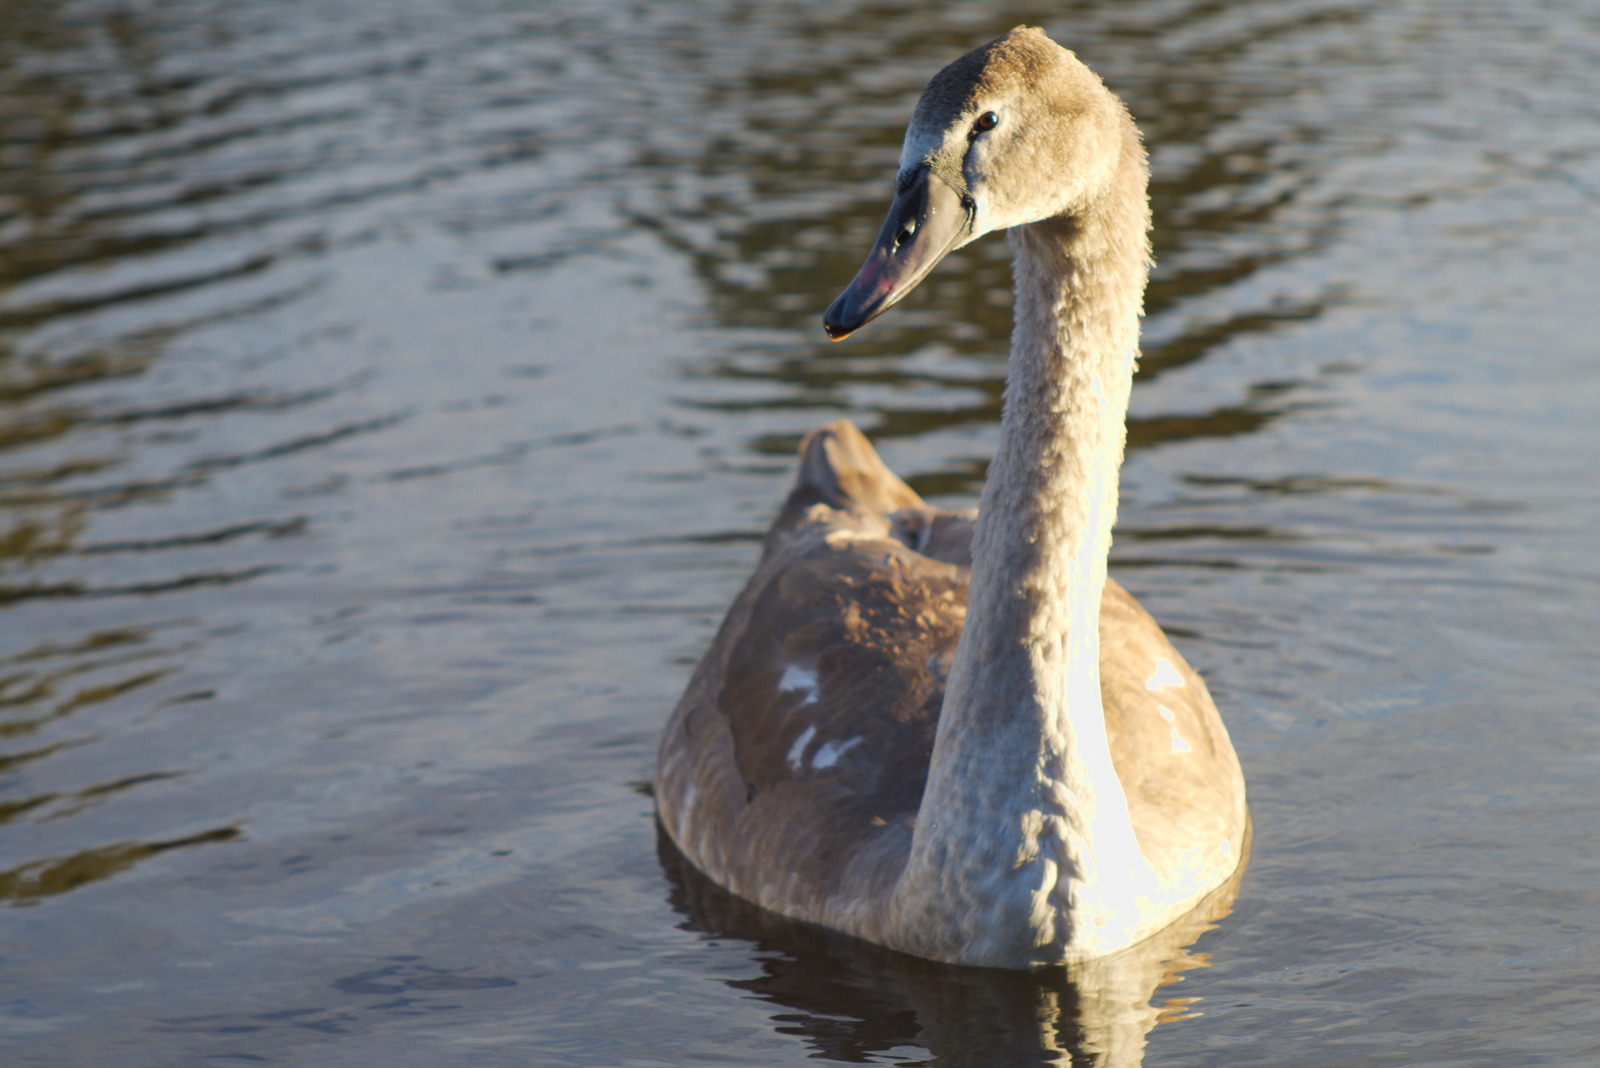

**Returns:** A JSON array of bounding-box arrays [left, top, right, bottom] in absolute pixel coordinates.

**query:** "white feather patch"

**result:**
[[778, 665, 821, 705], [787, 725, 818, 771], [1144, 657, 1185, 691], [812, 736, 863, 770]]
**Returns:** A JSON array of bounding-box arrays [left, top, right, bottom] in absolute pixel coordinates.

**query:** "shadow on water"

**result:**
[[658, 827, 1250, 1068]]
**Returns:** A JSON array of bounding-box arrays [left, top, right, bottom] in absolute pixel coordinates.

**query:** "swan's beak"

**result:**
[[822, 166, 973, 341]]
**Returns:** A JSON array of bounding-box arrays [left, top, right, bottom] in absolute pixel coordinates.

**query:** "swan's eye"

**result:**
[[974, 111, 999, 132]]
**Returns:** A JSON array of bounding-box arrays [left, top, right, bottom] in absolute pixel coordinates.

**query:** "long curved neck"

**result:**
[[891, 137, 1154, 965]]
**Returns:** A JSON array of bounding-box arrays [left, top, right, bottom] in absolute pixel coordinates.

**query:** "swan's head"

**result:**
[[824, 27, 1139, 340]]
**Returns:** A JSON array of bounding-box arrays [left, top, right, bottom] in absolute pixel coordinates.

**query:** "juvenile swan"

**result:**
[[656, 27, 1247, 968]]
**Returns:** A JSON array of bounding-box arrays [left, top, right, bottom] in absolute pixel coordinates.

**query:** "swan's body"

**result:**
[[656, 27, 1247, 968]]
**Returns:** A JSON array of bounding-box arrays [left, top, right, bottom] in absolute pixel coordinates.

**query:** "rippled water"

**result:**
[[2, 0, 1598, 1063]]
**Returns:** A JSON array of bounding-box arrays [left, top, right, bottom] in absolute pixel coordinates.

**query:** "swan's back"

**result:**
[[657, 423, 958, 928], [656, 421, 1244, 933]]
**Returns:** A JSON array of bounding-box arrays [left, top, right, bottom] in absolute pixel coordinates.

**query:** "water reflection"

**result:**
[[0, 825, 237, 904], [660, 830, 1247, 1067], [0, 0, 394, 905]]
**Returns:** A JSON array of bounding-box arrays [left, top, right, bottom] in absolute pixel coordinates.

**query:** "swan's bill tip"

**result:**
[[823, 295, 865, 340]]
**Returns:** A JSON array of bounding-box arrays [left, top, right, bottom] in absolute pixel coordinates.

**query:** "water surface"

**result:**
[[2, 0, 1598, 1064]]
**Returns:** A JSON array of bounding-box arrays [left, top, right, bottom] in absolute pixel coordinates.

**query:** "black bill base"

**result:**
[[822, 167, 973, 341]]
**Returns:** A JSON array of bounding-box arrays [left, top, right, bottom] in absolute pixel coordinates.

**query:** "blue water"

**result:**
[[2, 0, 1597, 1063]]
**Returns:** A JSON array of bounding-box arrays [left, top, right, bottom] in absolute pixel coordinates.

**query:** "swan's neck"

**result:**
[[893, 160, 1155, 964]]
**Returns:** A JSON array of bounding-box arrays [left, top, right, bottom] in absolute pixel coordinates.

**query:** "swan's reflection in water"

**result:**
[[659, 827, 1249, 1067]]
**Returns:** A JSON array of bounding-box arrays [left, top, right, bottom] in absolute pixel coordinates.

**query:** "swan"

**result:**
[[655, 26, 1248, 968]]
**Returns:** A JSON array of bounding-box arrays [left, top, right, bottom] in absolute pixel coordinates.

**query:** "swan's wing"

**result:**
[[657, 422, 968, 915], [1099, 582, 1249, 884], [768, 419, 924, 539], [888, 506, 977, 567]]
